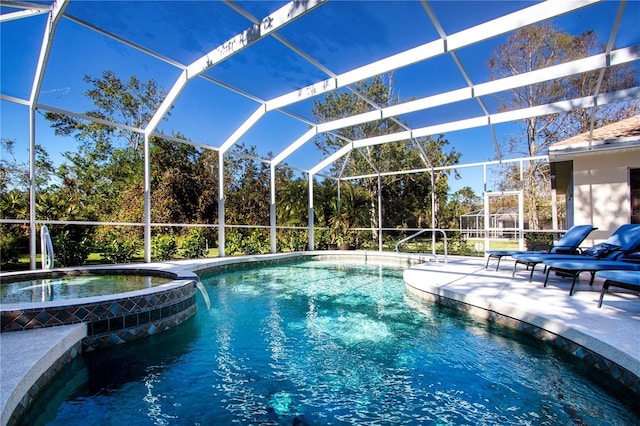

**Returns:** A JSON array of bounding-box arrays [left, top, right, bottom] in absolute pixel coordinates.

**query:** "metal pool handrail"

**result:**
[[40, 225, 54, 270], [395, 228, 448, 263]]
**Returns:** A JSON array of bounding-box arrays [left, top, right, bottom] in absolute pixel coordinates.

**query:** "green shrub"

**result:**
[[152, 234, 178, 261], [447, 234, 475, 256], [243, 229, 269, 255], [314, 228, 330, 250], [0, 234, 23, 266], [280, 229, 307, 252], [181, 228, 207, 259], [225, 228, 244, 256], [525, 231, 553, 251], [53, 229, 93, 267], [101, 235, 140, 264]]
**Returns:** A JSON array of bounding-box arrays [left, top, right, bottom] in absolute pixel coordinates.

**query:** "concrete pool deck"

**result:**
[[403, 255, 640, 386], [1, 252, 639, 424]]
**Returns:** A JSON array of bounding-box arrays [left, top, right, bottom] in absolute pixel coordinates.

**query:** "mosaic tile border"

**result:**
[[82, 298, 197, 351], [1, 282, 196, 332], [405, 284, 640, 397], [6, 341, 82, 426]]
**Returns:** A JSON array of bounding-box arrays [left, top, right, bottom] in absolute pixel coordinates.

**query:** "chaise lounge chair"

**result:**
[[484, 224, 595, 271], [511, 224, 639, 281], [540, 224, 640, 295], [595, 269, 640, 308]]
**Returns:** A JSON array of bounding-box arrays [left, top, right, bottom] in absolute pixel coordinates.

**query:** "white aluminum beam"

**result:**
[[264, 0, 601, 113], [186, 0, 325, 80], [384, 88, 471, 117], [309, 86, 640, 175], [309, 144, 352, 176], [272, 127, 318, 165], [145, 0, 325, 138], [490, 87, 640, 124], [346, 155, 549, 180], [37, 102, 144, 133], [268, 78, 338, 111], [0, 8, 49, 22], [412, 117, 489, 138], [1, 94, 29, 106], [270, 41, 637, 174], [219, 105, 266, 154], [29, 0, 68, 107], [447, 0, 599, 51], [317, 110, 382, 133], [353, 131, 412, 149]]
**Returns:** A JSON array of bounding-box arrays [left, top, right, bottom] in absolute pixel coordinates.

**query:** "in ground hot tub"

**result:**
[[0, 267, 199, 351]]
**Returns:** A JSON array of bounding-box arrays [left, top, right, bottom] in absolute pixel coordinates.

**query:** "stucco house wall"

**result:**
[[571, 149, 639, 242], [549, 115, 640, 244]]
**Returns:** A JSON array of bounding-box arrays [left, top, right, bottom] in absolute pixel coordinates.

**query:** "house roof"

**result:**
[[549, 115, 640, 156]]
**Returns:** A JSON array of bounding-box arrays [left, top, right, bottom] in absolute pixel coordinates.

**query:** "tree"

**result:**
[[444, 186, 483, 229], [224, 144, 271, 227], [488, 23, 638, 228], [45, 71, 169, 223], [1, 139, 55, 264], [312, 75, 461, 238], [150, 135, 203, 225], [276, 173, 308, 227]]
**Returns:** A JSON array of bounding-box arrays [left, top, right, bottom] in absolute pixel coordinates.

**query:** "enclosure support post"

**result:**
[[378, 174, 383, 251], [28, 108, 37, 270], [483, 164, 489, 253], [518, 189, 525, 251], [27, 1, 69, 269], [143, 133, 151, 262], [519, 159, 525, 251], [308, 174, 315, 250], [270, 164, 277, 254], [431, 169, 437, 257], [218, 152, 225, 257], [551, 168, 559, 237]]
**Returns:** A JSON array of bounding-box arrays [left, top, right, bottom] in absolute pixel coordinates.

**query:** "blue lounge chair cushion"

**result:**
[[542, 259, 640, 272], [621, 252, 640, 263], [512, 252, 596, 263], [486, 225, 596, 272], [486, 250, 544, 257], [597, 270, 640, 286], [582, 242, 620, 258], [487, 224, 595, 259], [606, 224, 640, 252], [596, 270, 640, 308]]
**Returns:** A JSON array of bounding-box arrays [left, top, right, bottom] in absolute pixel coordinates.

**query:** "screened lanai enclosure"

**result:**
[[1, 0, 639, 268]]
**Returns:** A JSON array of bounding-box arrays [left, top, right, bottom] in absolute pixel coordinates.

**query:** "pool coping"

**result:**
[[0, 323, 86, 426], [402, 255, 640, 391], [1, 251, 638, 425]]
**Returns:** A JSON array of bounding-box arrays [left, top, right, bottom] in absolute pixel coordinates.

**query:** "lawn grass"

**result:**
[[468, 239, 520, 251], [3, 247, 222, 273]]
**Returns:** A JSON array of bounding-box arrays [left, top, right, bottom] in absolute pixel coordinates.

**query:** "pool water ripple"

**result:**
[[18, 259, 640, 425]]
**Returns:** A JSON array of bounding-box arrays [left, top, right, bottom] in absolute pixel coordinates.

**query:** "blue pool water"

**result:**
[[19, 259, 639, 425]]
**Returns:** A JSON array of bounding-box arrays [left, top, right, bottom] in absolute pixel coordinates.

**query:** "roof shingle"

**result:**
[[550, 115, 640, 151]]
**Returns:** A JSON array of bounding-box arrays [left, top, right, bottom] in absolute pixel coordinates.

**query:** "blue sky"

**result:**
[[1, 0, 639, 195]]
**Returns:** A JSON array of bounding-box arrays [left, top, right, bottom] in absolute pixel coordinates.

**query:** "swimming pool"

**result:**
[[17, 259, 639, 425]]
